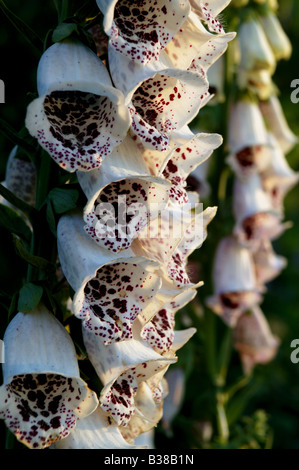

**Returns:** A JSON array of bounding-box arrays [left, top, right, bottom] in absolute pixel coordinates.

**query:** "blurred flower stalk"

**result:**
[[202, 0, 298, 445]]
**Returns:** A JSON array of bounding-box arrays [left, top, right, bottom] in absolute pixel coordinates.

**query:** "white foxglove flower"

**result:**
[[253, 240, 287, 291], [228, 100, 269, 155], [237, 16, 276, 73], [259, 95, 298, 154], [82, 329, 176, 426], [0, 304, 98, 449], [259, 12, 292, 61], [51, 406, 139, 449], [233, 173, 289, 251], [227, 145, 271, 180], [25, 39, 131, 172], [77, 134, 171, 253], [57, 212, 162, 344], [237, 68, 275, 100], [97, 0, 191, 64], [261, 134, 299, 213], [233, 306, 280, 375], [206, 236, 262, 326]]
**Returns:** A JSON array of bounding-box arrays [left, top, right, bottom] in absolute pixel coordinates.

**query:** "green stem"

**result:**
[[216, 394, 229, 445]]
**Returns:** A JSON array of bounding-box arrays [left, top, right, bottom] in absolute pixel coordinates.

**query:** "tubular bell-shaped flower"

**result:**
[[0, 304, 98, 449], [57, 212, 164, 344], [228, 100, 269, 155], [233, 173, 290, 251], [206, 236, 262, 326], [260, 133, 299, 214], [233, 306, 280, 375], [25, 39, 131, 172], [253, 240, 287, 291], [259, 11, 292, 61], [2, 146, 36, 206], [77, 134, 171, 253], [82, 329, 176, 426], [237, 16, 276, 74], [259, 95, 298, 154]]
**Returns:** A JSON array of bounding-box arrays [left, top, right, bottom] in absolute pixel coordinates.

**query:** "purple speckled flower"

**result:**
[[0, 304, 98, 449], [25, 39, 131, 172]]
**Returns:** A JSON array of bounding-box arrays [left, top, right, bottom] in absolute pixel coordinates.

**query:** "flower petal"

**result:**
[[97, 0, 190, 64], [51, 406, 140, 449]]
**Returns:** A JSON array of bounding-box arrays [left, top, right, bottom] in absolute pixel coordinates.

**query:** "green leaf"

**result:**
[[47, 187, 79, 214], [0, 204, 31, 242], [13, 236, 55, 275], [52, 22, 77, 42], [0, 0, 43, 53], [18, 283, 43, 312]]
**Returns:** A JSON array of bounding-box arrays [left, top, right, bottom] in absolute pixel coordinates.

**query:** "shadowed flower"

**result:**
[[57, 212, 162, 344], [233, 306, 280, 375], [237, 16, 276, 74], [260, 133, 299, 214], [206, 236, 262, 326], [259, 95, 298, 154], [228, 100, 269, 156], [259, 11, 292, 61], [0, 304, 98, 449], [233, 173, 290, 251], [253, 240, 287, 291], [3, 146, 36, 206], [25, 39, 130, 172]]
